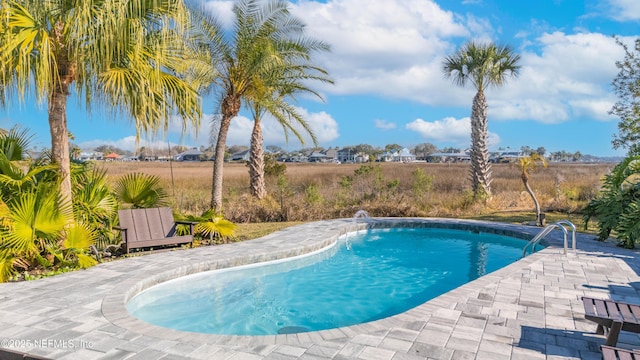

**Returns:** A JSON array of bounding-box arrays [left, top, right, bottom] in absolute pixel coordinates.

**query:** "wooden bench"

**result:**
[[115, 207, 195, 253], [582, 297, 640, 346], [601, 345, 640, 360]]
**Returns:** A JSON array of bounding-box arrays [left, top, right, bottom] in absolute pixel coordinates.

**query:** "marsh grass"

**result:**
[[101, 161, 611, 227]]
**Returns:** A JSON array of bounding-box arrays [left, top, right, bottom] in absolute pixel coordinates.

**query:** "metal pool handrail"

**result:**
[[523, 220, 576, 257]]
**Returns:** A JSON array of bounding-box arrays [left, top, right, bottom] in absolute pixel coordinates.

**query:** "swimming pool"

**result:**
[[126, 226, 543, 335]]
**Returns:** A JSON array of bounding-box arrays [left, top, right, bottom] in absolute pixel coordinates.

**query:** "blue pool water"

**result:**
[[127, 227, 542, 335]]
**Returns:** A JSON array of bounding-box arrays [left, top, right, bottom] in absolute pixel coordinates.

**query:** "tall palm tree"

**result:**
[[189, 0, 329, 211], [442, 41, 521, 196], [246, 54, 332, 199], [0, 0, 203, 203]]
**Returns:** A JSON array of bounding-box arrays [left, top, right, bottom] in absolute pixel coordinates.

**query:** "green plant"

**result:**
[[442, 41, 521, 196], [304, 183, 323, 205], [276, 174, 293, 220], [264, 154, 286, 177], [0, 181, 99, 281], [176, 209, 237, 244], [516, 154, 547, 226], [0, 0, 202, 204], [72, 164, 118, 250], [412, 168, 433, 202], [584, 155, 640, 248], [113, 172, 168, 209]]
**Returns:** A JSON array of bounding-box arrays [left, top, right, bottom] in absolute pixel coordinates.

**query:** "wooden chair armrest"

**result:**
[[175, 221, 197, 235], [112, 226, 128, 245]]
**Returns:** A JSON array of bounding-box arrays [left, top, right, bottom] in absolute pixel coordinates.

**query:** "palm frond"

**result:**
[[113, 172, 168, 208], [63, 222, 97, 250]]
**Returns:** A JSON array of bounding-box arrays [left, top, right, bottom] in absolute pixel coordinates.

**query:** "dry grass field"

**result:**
[[100, 160, 612, 229]]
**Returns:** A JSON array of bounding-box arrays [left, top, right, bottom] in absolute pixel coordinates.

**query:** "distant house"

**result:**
[[492, 151, 525, 163], [308, 151, 329, 163], [231, 149, 250, 161], [79, 152, 102, 161], [324, 148, 338, 161], [396, 148, 416, 162], [103, 153, 121, 161], [427, 152, 470, 163], [337, 148, 365, 163], [175, 148, 203, 162], [377, 151, 394, 162]]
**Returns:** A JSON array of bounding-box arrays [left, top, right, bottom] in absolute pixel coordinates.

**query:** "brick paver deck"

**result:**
[[1, 218, 639, 359]]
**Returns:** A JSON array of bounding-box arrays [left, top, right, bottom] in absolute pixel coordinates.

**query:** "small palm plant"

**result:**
[[113, 172, 168, 209], [0, 128, 100, 281], [517, 154, 547, 226], [57, 222, 99, 269], [0, 182, 98, 281], [72, 164, 119, 250], [176, 209, 237, 244], [196, 209, 237, 244]]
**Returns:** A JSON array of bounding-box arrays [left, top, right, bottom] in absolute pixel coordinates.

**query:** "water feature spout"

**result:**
[[353, 210, 370, 220]]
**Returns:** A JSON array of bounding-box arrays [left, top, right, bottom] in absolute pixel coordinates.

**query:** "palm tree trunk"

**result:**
[[48, 89, 72, 203], [48, 21, 75, 204], [249, 114, 266, 199], [470, 90, 492, 196], [211, 94, 240, 212], [211, 116, 230, 212], [522, 174, 542, 225]]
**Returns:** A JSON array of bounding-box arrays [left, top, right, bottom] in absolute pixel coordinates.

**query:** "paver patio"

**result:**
[[1, 218, 640, 359]]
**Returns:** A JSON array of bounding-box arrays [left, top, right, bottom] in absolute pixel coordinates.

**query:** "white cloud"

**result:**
[[374, 119, 397, 130], [78, 136, 179, 152], [260, 108, 340, 147], [486, 32, 627, 123], [203, 1, 235, 28], [164, 107, 340, 148], [290, 1, 625, 127], [405, 116, 500, 148], [291, 0, 471, 102], [605, 0, 640, 21]]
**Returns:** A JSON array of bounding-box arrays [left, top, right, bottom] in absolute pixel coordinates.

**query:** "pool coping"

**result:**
[[103, 218, 568, 345], [2, 217, 640, 359]]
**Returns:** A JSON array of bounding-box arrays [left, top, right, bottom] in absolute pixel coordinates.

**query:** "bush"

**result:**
[[584, 155, 640, 248]]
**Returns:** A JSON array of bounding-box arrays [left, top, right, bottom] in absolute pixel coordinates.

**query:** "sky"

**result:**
[[2, 0, 640, 157]]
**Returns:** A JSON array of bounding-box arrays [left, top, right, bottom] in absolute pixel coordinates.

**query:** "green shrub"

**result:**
[[584, 155, 640, 248]]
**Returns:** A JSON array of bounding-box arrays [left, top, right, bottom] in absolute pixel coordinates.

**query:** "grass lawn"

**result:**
[[234, 221, 304, 241], [234, 210, 597, 242]]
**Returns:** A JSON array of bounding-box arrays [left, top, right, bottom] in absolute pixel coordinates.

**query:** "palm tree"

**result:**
[[71, 165, 119, 250], [189, 0, 328, 211], [246, 53, 332, 199], [70, 146, 81, 161], [442, 41, 521, 196], [0, 0, 202, 203], [517, 154, 547, 226], [0, 128, 100, 281]]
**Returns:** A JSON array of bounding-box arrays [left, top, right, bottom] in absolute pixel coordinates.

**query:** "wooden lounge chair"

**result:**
[[115, 207, 195, 253], [582, 297, 640, 346], [601, 345, 640, 360]]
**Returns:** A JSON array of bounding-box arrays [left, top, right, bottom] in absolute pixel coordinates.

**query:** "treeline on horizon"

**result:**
[[70, 142, 608, 162]]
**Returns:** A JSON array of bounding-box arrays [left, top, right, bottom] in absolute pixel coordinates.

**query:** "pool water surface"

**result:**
[[127, 227, 542, 335]]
